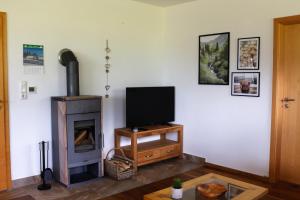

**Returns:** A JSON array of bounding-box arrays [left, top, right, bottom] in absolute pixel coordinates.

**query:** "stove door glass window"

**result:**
[[74, 120, 96, 153]]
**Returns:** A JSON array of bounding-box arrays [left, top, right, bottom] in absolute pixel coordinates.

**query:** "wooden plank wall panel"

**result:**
[[57, 102, 68, 185]]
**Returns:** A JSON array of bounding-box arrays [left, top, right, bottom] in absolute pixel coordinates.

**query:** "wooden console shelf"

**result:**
[[114, 124, 183, 169]]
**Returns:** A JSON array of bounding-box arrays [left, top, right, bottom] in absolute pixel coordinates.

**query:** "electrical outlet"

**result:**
[[29, 86, 37, 93]]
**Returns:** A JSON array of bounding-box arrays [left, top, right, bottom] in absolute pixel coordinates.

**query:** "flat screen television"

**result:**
[[126, 86, 175, 128]]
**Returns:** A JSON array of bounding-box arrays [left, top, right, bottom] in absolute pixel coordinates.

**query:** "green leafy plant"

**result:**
[[172, 178, 182, 189]]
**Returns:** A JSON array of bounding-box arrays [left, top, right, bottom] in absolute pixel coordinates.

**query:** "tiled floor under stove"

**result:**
[[0, 157, 203, 200]]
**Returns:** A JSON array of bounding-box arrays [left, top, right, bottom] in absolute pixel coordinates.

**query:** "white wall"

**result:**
[[162, 0, 300, 176], [2, 0, 300, 180], [0, 0, 163, 180]]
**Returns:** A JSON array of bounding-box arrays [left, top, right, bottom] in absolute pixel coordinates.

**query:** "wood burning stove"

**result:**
[[51, 96, 103, 186]]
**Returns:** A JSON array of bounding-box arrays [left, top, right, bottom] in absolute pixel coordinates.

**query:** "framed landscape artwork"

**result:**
[[237, 37, 260, 70], [231, 72, 260, 97], [199, 32, 230, 85], [23, 44, 44, 66]]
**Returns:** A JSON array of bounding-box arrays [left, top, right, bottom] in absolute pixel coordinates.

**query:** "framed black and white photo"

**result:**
[[199, 32, 230, 85], [231, 72, 260, 97], [237, 37, 260, 70]]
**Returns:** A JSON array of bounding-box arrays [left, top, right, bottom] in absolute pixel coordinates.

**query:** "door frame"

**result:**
[[0, 11, 11, 189], [269, 14, 300, 183]]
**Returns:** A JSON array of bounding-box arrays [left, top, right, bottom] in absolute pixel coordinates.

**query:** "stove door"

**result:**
[[67, 112, 102, 166]]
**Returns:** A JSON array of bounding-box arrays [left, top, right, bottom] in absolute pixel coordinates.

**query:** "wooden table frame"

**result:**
[[144, 173, 268, 200]]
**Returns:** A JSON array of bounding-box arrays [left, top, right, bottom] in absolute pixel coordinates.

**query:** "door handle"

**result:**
[[282, 97, 296, 109], [281, 97, 295, 102]]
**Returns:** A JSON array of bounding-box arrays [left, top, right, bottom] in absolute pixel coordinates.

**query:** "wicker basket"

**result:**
[[104, 148, 136, 180]]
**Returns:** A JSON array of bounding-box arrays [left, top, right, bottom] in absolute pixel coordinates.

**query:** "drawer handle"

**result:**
[[167, 150, 173, 153], [145, 154, 153, 158]]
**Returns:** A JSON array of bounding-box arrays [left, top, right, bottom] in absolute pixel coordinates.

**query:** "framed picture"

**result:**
[[231, 72, 260, 97], [23, 44, 44, 66], [237, 37, 260, 70], [199, 32, 230, 85]]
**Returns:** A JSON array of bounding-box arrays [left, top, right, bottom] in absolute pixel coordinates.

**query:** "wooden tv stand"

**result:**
[[114, 124, 183, 170]]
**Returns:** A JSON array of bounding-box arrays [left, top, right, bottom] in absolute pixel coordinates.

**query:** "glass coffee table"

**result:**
[[144, 173, 268, 200]]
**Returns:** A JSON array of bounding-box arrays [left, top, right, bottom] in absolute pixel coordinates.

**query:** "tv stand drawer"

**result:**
[[137, 144, 180, 165], [138, 149, 160, 163], [160, 144, 180, 157]]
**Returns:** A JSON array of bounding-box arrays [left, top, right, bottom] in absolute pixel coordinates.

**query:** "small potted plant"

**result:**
[[171, 178, 183, 199]]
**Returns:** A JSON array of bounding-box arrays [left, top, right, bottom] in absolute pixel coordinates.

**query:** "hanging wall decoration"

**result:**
[[231, 72, 260, 97], [198, 32, 230, 85], [23, 44, 44, 66], [104, 40, 111, 98], [23, 44, 45, 74], [237, 37, 260, 70]]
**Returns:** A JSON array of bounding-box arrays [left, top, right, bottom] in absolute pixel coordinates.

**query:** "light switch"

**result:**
[[21, 81, 28, 100]]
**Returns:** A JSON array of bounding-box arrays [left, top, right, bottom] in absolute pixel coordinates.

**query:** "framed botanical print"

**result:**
[[237, 37, 260, 70]]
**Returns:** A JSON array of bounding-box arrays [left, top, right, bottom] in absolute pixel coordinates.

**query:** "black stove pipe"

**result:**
[[58, 49, 79, 96]]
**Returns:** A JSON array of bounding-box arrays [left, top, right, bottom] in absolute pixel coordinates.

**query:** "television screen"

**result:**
[[126, 87, 175, 128]]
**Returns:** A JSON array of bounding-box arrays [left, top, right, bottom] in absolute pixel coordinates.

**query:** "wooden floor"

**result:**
[[102, 166, 300, 200]]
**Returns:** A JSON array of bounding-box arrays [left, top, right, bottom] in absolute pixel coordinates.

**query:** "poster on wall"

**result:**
[[231, 72, 260, 97], [23, 44, 44, 74], [23, 44, 44, 66], [198, 32, 230, 85], [237, 37, 260, 70]]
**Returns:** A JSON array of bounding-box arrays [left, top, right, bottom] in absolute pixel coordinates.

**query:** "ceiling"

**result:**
[[132, 0, 197, 7]]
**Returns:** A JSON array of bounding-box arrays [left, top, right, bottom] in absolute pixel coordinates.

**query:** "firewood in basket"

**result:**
[[111, 160, 132, 172], [118, 162, 131, 171], [75, 130, 88, 145]]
